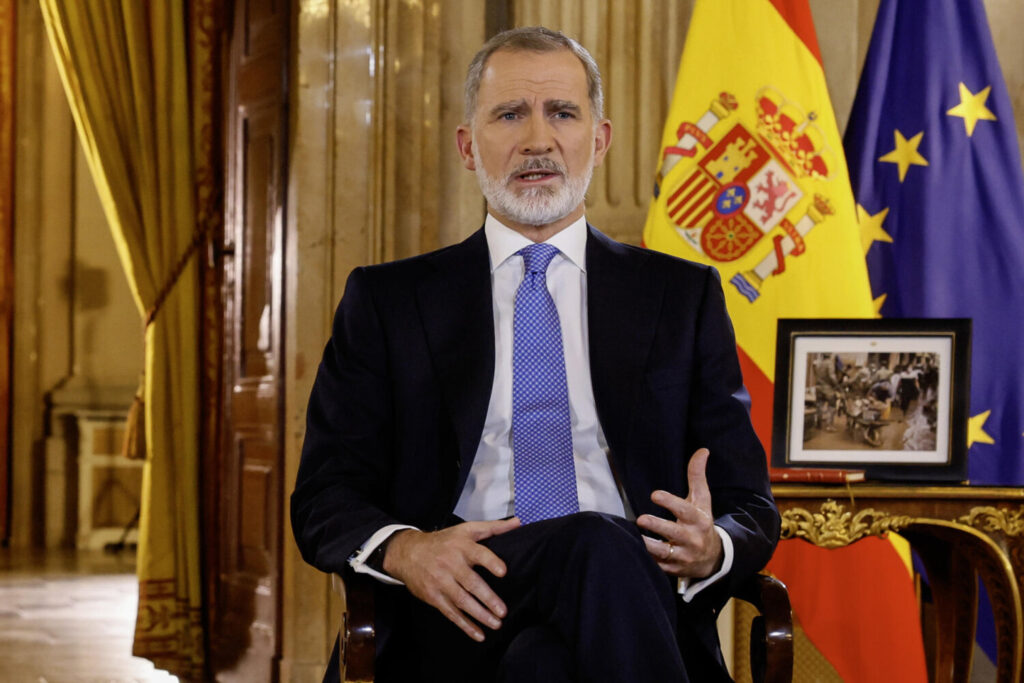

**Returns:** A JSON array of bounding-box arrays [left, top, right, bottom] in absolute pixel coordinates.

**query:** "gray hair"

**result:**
[[464, 26, 604, 123]]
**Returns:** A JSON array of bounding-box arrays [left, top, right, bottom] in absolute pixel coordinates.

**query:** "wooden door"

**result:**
[[210, 0, 289, 678], [0, 0, 15, 542]]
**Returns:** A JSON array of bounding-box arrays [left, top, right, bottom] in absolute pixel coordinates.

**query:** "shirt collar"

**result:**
[[484, 213, 588, 273]]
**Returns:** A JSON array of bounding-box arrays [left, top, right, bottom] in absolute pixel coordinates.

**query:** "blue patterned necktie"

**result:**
[[512, 243, 579, 524]]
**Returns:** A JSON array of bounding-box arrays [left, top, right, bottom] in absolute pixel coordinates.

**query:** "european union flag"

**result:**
[[844, 0, 1024, 486]]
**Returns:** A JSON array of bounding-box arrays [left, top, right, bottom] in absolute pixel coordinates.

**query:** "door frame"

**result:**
[[203, 0, 288, 677]]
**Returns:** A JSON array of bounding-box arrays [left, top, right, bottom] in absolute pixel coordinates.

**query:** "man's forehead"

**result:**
[[477, 49, 588, 104]]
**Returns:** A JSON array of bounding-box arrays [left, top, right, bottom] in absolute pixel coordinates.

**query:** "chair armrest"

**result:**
[[332, 573, 376, 683], [733, 573, 793, 683]]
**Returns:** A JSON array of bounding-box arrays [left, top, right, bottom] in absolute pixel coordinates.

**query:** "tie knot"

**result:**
[[518, 243, 560, 274]]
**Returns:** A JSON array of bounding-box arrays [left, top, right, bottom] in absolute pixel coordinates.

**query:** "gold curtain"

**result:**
[[39, 1, 218, 678]]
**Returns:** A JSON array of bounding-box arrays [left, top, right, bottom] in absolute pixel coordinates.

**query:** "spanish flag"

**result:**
[[644, 2, 925, 680]]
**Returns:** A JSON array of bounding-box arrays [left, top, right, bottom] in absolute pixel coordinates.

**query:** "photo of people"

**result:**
[[802, 351, 939, 451], [776, 320, 968, 475]]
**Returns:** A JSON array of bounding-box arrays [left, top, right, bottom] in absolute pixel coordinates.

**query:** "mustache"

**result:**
[[507, 157, 565, 180]]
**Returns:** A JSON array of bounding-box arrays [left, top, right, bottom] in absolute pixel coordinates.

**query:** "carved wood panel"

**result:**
[[372, 0, 487, 261], [213, 0, 288, 679]]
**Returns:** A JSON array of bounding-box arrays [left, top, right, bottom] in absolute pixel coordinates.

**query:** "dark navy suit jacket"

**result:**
[[291, 225, 780, 678]]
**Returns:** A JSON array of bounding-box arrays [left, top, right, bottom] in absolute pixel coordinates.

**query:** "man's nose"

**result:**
[[519, 113, 555, 155]]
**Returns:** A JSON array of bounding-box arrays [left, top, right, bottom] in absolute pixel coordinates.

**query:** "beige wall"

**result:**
[[69, 148, 142, 392], [10, 0, 142, 549]]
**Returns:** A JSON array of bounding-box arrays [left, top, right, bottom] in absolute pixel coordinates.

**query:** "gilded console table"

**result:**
[[772, 484, 1024, 683]]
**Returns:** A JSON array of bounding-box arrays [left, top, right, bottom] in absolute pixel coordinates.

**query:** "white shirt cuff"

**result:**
[[677, 525, 734, 603], [348, 524, 417, 586]]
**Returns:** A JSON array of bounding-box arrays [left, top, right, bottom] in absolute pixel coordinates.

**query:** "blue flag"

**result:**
[[844, 0, 1024, 486]]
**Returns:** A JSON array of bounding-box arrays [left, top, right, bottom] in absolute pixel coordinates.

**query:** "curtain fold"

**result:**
[[39, 1, 217, 678]]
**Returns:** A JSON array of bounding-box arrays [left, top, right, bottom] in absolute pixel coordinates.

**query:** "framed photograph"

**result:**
[[772, 318, 971, 482]]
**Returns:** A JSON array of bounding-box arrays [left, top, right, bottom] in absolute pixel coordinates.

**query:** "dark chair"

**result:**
[[898, 521, 1022, 683], [332, 571, 794, 683]]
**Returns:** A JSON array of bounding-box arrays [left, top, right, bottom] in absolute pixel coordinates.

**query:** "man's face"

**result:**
[[457, 48, 612, 238]]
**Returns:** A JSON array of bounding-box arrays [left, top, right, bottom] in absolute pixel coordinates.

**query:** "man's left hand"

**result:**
[[636, 447, 723, 579]]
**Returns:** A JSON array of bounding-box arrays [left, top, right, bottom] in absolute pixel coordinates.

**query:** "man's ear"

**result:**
[[592, 119, 613, 168], [456, 125, 476, 170]]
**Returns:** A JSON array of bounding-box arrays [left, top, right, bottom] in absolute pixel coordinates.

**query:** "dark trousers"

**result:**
[[326, 511, 690, 683]]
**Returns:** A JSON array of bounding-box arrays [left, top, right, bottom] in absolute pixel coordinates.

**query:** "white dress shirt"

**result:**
[[452, 214, 627, 521], [349, 214, 732, 601]]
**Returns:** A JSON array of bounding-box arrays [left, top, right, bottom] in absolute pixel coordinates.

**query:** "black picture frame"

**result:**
[[771, 318, 971, 482]]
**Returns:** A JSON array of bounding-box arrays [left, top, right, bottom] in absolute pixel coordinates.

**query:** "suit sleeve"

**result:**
[[683, 266, 780, 610], [290, 267, 403, 575]]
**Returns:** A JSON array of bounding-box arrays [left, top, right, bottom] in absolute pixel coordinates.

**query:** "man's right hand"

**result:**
[[382, 518, 521, 642]]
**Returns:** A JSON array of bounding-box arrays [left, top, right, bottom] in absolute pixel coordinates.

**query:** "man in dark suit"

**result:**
[[292, 26, 779, 683]]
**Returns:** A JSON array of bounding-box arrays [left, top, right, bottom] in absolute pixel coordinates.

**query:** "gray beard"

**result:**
[[473, 145, 593, 227]]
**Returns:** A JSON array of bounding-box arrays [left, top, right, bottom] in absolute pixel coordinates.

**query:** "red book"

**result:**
[[770, 467, 866, 484]]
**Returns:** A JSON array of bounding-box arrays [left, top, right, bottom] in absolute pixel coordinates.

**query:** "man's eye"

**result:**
[[500, 112, 517, 120], [554, 111, 575, 119]]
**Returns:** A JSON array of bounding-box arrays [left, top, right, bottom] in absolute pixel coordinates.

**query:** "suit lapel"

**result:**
[[416, 229, 495, 497], [586, 226, 662, 491]]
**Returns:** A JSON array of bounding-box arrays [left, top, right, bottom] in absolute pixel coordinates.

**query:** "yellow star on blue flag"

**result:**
[[968, 410, 995, 448], [857, 204, 892, 254], [947, 82, 997, 136], [878, 130, 928, 182]]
